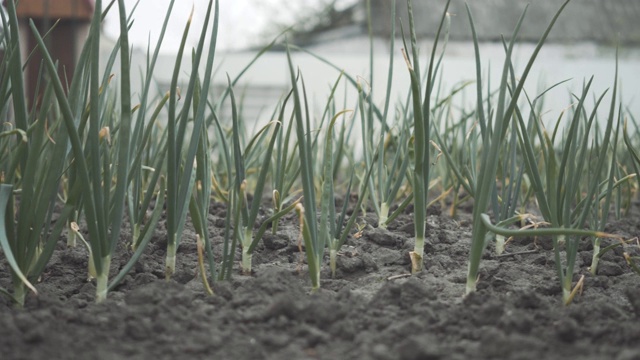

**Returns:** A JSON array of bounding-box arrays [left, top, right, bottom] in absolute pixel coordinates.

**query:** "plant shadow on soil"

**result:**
[[1, 198, 640, 360]]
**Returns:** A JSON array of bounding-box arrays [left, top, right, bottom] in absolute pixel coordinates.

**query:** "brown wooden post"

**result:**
[[3, 0, 94, 107]]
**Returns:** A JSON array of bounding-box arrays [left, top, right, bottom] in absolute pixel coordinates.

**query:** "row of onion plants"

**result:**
[[0, 0, 637, 308]]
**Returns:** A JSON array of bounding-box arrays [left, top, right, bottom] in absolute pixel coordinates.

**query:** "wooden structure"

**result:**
[[4, 0, 95, 106]]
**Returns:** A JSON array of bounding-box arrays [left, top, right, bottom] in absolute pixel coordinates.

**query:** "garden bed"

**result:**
[[1, 199, 639, 360]]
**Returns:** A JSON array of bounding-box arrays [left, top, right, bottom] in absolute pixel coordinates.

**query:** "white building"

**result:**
[[106, 0, 640, 128]]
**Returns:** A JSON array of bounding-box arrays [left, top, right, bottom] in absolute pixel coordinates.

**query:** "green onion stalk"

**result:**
[[590, 109, 621, 275], [327, 162, 374, 278], [0, 2, 72, 306], [226, 78, 284, 275], [465, 0, 571, 295], [491, 126, 527, 255], [242, 93, 304, 274], [0, 65, 74, 305], [287, 44, 323, 290], [30, 0, 133, 302], [375, 0, 417, 231], [481, 214, 620, 304], [619, 119, 640, 274], [323, 110, 362, 278], [403, 0, 451, 273], [270, 109, 298, 236], [509, 49, 620, 304], [126, 0, 176, 251], [165, 0, 219, 279], [29, 0, 133, 302]]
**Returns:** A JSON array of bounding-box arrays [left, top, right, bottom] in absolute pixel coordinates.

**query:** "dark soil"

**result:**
[[1, 199, 640, 360]]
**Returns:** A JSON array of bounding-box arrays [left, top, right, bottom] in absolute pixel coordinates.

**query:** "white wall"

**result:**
[[107, 35, 640, 134]]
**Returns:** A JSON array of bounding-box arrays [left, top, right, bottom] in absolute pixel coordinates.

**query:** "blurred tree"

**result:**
[[251, 0, 359, 47]]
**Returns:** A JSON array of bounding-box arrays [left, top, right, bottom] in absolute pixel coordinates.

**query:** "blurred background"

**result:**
[[5, 0, 640, 125], [101, 0, 361, 52], [104, 0, 640, 126], [101, 0, 640, 52]]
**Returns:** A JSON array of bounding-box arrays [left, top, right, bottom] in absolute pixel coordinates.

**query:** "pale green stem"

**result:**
[[13, 282, 25, 308], [379, 202, 389, 229], [562, 278, 572, 305], [495, 234, 506, 255], [88, 252, 96, 281], [590, 239, 601, 275], [329, 247, 338, 278], [95, 255, 111, 303], [165, 240, 176, 280], [241, 248, 253, 276], [272, 191, 281, 235], [67, 222, 77, 247], [465, 272, 477, 295], [241, 227, 253, 275], [131, 223, 141, 251], [311, 261, 321, 293], [27, 245, 43, 276]]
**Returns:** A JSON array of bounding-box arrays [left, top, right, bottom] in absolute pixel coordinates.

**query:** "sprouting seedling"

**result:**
[[402, 0, 452, 274], [196, 234, 214, 296], [481, 213, 622, 305], [26, 0, 147, 302], [224, 78, 289, 275], [165, 0, 220, 281], [324, 111, 375, 278], [70, 222, 96, 281], [465, 0, 572, 296], [286, 38, 375, 289]]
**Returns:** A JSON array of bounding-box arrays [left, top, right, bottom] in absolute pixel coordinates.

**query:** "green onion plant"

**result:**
[[1, 0, 637, 309], [0, 1, 76, 306], [25, 0, 137, 302], [165, 0, 219, 280], [464, 0, 571, 295], [269, 99, 300, 235], [403, 0, 451, 273], [491, 43, 624, 304], [287, 44, 373, 290], [125, 0, 176, 253], [227, 78, 282, 275]]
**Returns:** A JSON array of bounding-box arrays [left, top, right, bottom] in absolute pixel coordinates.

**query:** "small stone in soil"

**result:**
[[513, 290, 545, 310], [23, 327, 45, 344], [366, 228, 398, 247], [336, 255, 365, 274], [172, 270, 195, 284], [398, 222, 415, 236], [262, 233, 289, 250], [262, 294, 298, 320], [554, 318, 579, 343], [597, 261, 624, 276]]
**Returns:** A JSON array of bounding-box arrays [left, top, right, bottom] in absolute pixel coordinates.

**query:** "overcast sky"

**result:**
[[102, 0, 358, 53], [102, 0, 261, 52]]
